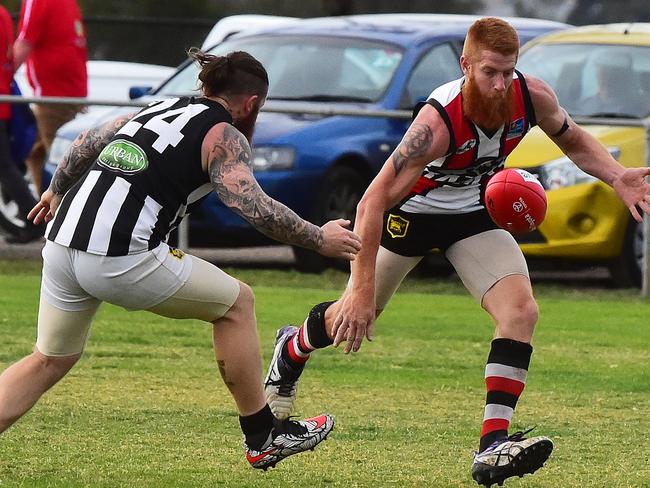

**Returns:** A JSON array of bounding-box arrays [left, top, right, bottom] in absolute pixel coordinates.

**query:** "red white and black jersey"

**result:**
[[400, 70, 536, 214], [46, 97, 231, 256]]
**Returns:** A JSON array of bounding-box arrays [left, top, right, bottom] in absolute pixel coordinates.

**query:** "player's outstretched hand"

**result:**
[[318, 219, 362, 260], [612, 167, 650, 223], [332, 290, 375, 354], [28, 189, 62, 225]]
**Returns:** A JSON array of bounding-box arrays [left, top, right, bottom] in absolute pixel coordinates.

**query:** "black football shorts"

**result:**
[[380, 207, 499, 257]]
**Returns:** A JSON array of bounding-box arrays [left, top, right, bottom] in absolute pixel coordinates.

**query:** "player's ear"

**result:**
[[244, 95, 259, 115], [460, 55, 470, 76]]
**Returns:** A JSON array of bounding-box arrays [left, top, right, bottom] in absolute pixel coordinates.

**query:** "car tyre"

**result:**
[[609, 217, 643, 288], [293, 166, 366, 273]]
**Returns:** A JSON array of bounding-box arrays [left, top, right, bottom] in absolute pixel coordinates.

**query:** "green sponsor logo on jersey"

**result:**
[[97, 140, 149, 174]]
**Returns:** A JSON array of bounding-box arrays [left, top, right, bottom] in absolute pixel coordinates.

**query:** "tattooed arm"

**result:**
[[28, 113, 135, 224], [203, 123, 361, 258], [50, 113, 136, 195], [330, 104, 451, 351]]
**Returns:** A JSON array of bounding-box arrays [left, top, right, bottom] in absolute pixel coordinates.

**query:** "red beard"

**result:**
[[462, 75, 515, 132]]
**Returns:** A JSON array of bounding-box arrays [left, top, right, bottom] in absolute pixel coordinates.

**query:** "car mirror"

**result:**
[[129, 86, 153, 99]]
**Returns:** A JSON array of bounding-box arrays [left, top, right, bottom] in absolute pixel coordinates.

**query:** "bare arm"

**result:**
[[333, 105, 450, 352], [350, 116, 442, 297], [527, 74, 650, 221], [28, 113, 135, 224], [49, 113, 135, 195], [204, 123, 325, 250]]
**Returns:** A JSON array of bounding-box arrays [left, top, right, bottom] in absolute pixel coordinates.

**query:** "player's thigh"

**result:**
[[39, 241, 101, 356], [445, 229, 529, 304], [36, 297, 100, 357], [374, 246, 423, 311], [147, 255, 240, 323]]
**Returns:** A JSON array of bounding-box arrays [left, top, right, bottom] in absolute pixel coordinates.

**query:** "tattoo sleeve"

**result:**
[[49, 113, 134, 195], [392, 122, 433, 176], [209, 125, 323, 251]]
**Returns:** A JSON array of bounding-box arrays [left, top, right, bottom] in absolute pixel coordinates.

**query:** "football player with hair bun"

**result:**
[[264, 17, 650, 486], [0, 48, 363, 470]]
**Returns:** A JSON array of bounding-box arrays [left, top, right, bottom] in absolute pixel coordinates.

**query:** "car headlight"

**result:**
[[48, 136, 75, 166], [536, 147, 620, 190], [251, 146, 295, 171]]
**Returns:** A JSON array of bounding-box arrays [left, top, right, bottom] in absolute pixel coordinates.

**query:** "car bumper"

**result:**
[[517, 181, 628, 260]]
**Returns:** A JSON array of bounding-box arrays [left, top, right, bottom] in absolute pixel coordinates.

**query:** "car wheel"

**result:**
[[609, 217, 643, 288], [293, 166, 366, 273]]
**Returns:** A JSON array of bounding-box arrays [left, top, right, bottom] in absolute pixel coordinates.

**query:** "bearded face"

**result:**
[[461, 65, 516, 132]]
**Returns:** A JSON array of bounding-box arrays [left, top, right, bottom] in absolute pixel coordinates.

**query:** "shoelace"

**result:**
[[507, 426, 536, 442], [269, 354, 304, 396], [273, 416, 308, 437], [277, 382, 295, 397], [473, 427, 538, 458]]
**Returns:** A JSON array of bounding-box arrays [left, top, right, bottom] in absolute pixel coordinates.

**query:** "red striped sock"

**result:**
[[285, 321, 314, 365], [479, 339, 532, 452]]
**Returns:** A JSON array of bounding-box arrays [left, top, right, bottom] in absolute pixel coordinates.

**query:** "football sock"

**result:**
[[240, 404, 275, 450], [479, 338, 533, 453], [282, 301, 336, 368]]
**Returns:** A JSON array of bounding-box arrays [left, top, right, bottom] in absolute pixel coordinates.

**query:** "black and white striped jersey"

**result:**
[[46, 96, 232, 256]]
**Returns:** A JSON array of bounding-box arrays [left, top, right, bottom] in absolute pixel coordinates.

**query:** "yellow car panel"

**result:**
[[509, 23, 650, 286]]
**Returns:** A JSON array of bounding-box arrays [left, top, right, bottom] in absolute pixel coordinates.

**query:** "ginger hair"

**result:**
[[462, 17, 520, 63]]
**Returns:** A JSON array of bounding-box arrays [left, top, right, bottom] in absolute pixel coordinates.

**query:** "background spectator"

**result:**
[[13, 0, 87, 195], [0, 4, 42, 244]]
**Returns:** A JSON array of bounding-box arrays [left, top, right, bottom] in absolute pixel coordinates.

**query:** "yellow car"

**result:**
[[509, 24, 650, 286]]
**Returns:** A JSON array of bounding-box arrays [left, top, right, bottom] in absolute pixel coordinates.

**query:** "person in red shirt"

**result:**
[[0, 4, 42, 244], [13, 0, 87, 196]]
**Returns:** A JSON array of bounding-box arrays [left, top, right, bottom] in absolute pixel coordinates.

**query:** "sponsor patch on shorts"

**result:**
[[386, 214, 410, 238]]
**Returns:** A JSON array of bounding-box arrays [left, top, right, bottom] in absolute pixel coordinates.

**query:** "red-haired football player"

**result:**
[[264, 17, 650, 487]]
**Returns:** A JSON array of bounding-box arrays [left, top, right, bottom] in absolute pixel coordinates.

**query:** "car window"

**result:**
[[158, 35, 403, 103], [403, 43, 462, 109], [518, 43, 650, 118]]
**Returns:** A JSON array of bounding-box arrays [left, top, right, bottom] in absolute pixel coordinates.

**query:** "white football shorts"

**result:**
[[37, 240, 240, 356]]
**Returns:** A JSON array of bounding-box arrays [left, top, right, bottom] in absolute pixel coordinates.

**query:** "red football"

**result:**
[[484, 169, 547, 234]]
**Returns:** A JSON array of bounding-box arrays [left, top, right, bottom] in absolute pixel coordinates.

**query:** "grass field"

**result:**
[[0, 259, 649, 487]]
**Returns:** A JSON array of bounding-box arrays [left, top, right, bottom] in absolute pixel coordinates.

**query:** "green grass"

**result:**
[[0, 260, 649, 487]]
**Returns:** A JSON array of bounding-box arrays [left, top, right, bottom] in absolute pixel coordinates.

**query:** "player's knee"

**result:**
[[30, 350, 81, 382], [225, 281, 255, 321], [236, 281, 255, 309], [510, 296, 539, 328]]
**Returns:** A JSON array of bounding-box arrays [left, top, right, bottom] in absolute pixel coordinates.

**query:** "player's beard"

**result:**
[[235, 103, 261, 144], [462, 75, 515, 132]]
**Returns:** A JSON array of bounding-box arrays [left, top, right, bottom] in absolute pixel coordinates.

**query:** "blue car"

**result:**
[[45, 14, 568, 270]]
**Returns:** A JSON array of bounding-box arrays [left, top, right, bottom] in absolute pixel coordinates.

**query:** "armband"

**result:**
[[552, 118, 569, 137]]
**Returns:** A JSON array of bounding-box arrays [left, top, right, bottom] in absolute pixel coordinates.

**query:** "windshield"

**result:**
[[158, 35, 403, 103], [518, 43, 650, 118]]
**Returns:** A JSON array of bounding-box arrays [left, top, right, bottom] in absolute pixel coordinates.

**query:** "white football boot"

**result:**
[[264, 325, 305, 419], [471, 430, 553, 487]]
